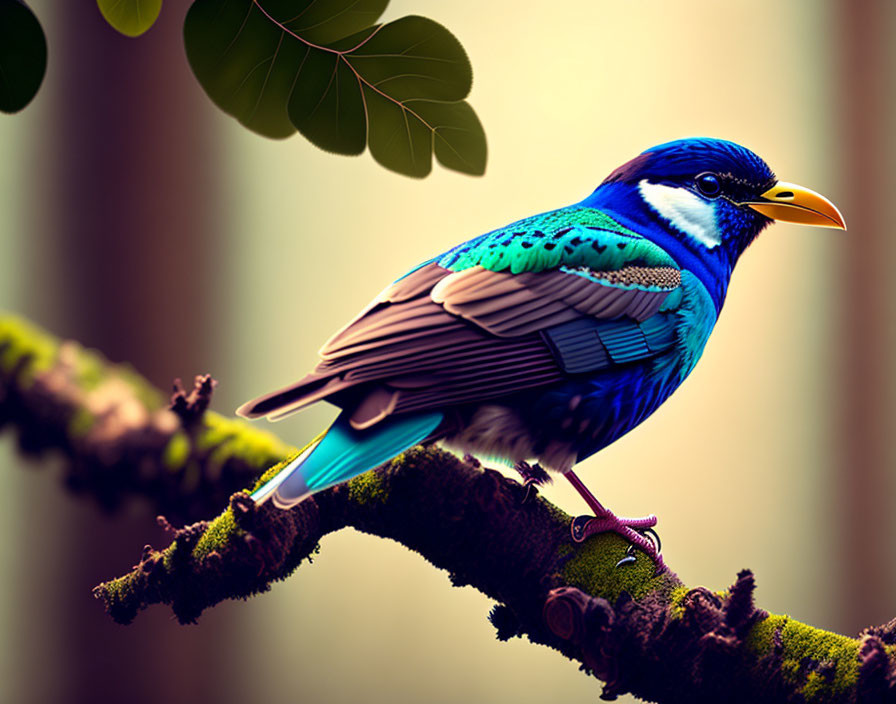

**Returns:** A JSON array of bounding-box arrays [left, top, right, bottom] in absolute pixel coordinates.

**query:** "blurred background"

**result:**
[[1, 1, 895, 702]]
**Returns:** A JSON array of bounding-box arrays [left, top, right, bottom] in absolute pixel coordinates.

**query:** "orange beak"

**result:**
[[743, 181, 846, 229]]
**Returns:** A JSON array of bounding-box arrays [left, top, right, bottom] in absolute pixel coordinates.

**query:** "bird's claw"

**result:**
[[570, 514, 665, 572], [641, 526, 661, 554], [570, 514, 594, 542], [613, 528, 661, 568], [615, 547, 638, 568], [520, 480, 538, 504]]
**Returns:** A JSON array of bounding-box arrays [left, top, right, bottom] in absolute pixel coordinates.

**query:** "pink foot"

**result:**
[[570, 514, 665, 570], [565, 470, 665, 572]]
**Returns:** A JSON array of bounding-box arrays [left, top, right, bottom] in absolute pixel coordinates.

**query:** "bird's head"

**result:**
[[584, 137, 845, 311]]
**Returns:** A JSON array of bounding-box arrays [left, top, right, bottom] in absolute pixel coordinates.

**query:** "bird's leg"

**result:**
[[564, 470, 664, 569]]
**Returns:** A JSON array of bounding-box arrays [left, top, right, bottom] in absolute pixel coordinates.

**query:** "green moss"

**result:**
[[0, 315, 59, 384], [221, 424, 292, 473], [195, 414, 292, 473], [560, 532, 666, 602], [346, 469, 390, 505], [746, 614, 782, 653], [192, 508, 243, 560], [747, 614, 860, 695], [195, 415, 242, 452], [161, 544, 175, 570], [0, 314, 169, 413], [668, 585, 689, 620], [801, 671, 826, 701], [99, 573, 131, 602], [781, 657, 801, 678], [162, 431, 191, 470], [555, 543, 573, 559], [71, 348, 107, 391], [67, 408, 96, 438]]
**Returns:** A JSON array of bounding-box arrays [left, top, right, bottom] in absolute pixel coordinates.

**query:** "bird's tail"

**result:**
[[250, 409, 444, 509]]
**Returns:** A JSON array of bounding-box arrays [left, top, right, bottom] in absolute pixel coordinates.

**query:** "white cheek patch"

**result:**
[[638, 179, 722, 249]]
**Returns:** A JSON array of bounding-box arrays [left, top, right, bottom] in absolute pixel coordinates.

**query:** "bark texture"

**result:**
[[2, 313, 895, 703]]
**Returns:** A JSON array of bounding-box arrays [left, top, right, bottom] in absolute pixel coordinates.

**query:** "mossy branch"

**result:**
[[2, 313, 894, 702], [94, 449, 896, 704], [0, 313, 291, 521]]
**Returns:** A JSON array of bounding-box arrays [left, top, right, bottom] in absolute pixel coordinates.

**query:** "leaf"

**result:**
[[0, 0, 47, 114], [407, 100, 487, 176], [287, 46, 367, 153], [97, 0, 163, 38], [348, 15, 471, 103], [361, 93, 486, 178], [362, 84, 431, 176], [262, 0, 388, 45], [185, 0, 305, 139], [184, 0, 486, 177]]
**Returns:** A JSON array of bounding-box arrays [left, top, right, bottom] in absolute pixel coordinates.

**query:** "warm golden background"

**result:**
[[1, 1, 894, 702]]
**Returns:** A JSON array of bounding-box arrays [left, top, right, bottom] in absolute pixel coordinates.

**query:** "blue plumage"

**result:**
[[253, 410, 443, 508], [241, 138, 845, 564]]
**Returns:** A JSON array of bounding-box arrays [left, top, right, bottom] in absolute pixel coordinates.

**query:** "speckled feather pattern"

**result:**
[[561, 264, 681, 291], [437, 206, 678, 275]]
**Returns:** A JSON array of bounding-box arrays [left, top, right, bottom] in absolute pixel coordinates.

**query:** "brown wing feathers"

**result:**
[[236, 262, 680, 426]]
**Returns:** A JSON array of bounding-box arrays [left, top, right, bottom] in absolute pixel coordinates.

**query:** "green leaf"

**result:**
[[287, 47, 367, 154], [185, 0, 304, 139], [0, 0, 47, 114], [349, 16, 472, 102], [97, 0, 163, 38], [408, 100, 487, 176], [363, 83, 431, 176], [264, 0, 388, 45], [183, 0, 486, 177]]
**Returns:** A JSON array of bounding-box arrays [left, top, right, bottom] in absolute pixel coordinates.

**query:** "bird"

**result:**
[[237, 137, 845, 567]]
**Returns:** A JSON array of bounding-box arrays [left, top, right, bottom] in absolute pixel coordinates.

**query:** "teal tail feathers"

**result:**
[[251, 410, 444, 509]]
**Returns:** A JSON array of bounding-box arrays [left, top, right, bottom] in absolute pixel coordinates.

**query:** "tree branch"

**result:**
[[3, 312, 894, 702], [0, 313, 291, 522]]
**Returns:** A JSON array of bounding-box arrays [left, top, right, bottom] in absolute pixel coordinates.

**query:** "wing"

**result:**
[[237, 208, 684, 429]]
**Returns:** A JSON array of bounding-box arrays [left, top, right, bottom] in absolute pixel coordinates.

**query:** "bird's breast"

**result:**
[[447, 272, 718, 469]]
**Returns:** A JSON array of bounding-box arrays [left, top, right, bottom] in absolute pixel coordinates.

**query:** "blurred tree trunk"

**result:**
[[26, 3, 231, 702], [835, 0, 896, 633]]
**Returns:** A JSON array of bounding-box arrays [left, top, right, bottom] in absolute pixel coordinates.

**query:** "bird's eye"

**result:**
[[695, 172, 722, 197]]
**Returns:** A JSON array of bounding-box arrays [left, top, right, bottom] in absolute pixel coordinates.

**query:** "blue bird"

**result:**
[[238, 138, 845, 567]]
